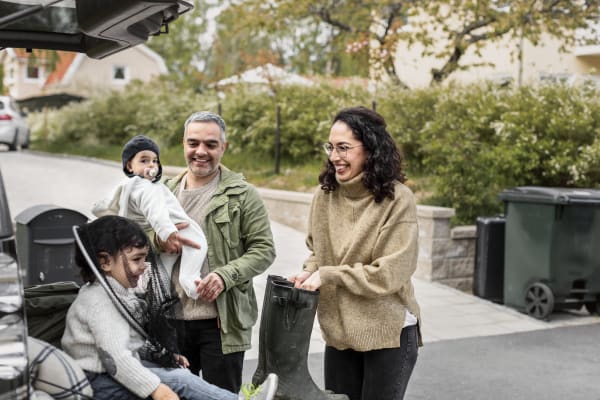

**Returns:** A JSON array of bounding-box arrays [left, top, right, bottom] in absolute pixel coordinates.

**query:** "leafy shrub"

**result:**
[[389, 83, 600, 224], [30, 78, 212, 150], [30, 77, 600, 225], [375, 84, 443, 173], [220, 83, 369, 162]]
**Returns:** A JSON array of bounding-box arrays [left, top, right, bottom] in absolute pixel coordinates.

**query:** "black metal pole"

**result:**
[[372, 100, 377, 112], [274, 105, 281, 175]]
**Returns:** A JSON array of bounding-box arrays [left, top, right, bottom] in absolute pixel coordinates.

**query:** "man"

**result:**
[[158, 111, 276, 392]]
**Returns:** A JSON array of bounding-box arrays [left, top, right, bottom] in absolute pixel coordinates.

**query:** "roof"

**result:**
[[215, 63, 314, 87], [44, 51, 77, 85]]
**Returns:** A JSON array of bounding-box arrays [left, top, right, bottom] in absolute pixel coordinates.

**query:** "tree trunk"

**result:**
[[430, 44, 464, 85]]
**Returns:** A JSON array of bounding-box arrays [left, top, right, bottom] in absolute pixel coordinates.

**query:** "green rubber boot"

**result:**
[[256, 276, 348, 400], [252, 274, 278, 386]]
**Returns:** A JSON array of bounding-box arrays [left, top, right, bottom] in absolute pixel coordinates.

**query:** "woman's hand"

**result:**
[[299, 270, 321, 291], [290, 270, 321, 290], [289, 271, 312, 288], [151, 383, 179, 400]]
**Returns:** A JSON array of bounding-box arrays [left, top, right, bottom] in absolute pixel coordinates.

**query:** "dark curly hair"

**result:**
[[75, 215, 149, 283], [318, 106, 405, 203]]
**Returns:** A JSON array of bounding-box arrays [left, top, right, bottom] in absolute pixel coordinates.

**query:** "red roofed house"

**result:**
[[0, 45, 167, 108]]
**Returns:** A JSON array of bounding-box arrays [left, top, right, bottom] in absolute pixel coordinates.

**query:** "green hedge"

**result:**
[[30, 79, 600, 225], [403, 83, 600, 224]]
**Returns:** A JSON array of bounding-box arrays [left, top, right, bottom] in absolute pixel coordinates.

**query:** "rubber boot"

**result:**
[[252, 274, 278, 386], [258, 276, 348, 400]]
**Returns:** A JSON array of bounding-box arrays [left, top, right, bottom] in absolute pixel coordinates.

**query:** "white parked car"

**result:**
[[0, 96, 29, 151]]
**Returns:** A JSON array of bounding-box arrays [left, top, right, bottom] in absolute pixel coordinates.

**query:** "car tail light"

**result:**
[[0, 114, 12, 121]]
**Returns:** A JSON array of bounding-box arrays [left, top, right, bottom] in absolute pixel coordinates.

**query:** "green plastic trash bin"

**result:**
[[499, 186, 600, 320]]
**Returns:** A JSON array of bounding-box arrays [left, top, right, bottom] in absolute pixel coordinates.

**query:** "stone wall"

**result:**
[[257, 187, 478, 292], [258, 188, 313, 233], [415, 205, 477, 292]]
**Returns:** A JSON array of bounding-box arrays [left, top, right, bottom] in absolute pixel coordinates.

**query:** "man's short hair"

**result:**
[[184, 111, 226, 142]]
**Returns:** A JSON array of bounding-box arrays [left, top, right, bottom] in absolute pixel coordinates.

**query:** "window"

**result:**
[[5, 66, 15, 84], [26, 65, 39, 79], [539, 72, 577, 86], [112, 65, 129, 83], [24, 64, 43, 83], [488, 73, 513, 87]]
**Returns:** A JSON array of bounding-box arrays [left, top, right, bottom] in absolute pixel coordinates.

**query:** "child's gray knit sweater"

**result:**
[[61, 278, 161, 398]]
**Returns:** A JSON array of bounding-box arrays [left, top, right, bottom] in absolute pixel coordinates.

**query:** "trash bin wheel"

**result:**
[[524, 282, 554, 320], [584, 296, 600, 315]]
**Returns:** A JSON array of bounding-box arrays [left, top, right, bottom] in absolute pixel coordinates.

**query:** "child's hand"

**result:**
[[164, 231, 201, 254], [174, 354, 190, 368], [151, 383, 179, 400]]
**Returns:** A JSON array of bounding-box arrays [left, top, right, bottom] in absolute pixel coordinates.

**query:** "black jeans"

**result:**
[[175, 318, 245, 393], [324, 324, 419, 400]]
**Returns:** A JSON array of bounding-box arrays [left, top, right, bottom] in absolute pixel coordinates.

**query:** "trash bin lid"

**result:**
[[498, 186, 600, 205], [15, 204, 87, 225]]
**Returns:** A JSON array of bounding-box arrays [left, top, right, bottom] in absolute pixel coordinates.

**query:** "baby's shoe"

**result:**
[[239, 373, 278, 400]]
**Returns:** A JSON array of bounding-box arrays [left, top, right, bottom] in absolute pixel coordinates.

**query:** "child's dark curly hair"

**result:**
[[319, 106, 405, 203], [75, 215, 149, 283]]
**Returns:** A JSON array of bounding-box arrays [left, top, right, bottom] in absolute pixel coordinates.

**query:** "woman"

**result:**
[[291, 106, 421, 400]]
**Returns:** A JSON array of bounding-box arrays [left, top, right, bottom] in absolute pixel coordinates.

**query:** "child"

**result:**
[[92, 135, 205, 299], [62, 215, 277, 400]]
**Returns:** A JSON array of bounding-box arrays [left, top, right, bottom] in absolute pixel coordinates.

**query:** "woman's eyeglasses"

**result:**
[[322, 143, 363, 158]]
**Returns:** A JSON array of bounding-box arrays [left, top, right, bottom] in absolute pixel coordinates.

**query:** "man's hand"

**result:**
[[195, 272, 225, 302], [157, 223, 201, 254]]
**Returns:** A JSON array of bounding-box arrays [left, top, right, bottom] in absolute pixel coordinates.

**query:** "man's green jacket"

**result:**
[[164, 166, 276, 354]]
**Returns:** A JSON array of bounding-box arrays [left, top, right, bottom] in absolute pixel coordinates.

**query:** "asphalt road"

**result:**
[[2, 150, 600, 400], [0, 150, 123, 219], [245, 323, 600, 400], [404, 323, 600, 400]]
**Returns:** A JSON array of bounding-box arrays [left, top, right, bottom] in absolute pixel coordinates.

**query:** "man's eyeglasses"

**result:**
[[322, 143, 363, 158]]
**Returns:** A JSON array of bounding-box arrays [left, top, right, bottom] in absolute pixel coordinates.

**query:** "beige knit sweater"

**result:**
[[303, 173, 421, 352]]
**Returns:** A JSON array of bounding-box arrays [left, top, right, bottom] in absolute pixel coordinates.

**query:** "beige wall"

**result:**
[[58, 48, 164, 97], [0, 55, 47, 99], [394, 29, 600, 88]]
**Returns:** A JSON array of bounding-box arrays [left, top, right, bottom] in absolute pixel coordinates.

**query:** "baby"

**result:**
[[92, 135, 205, 299]]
